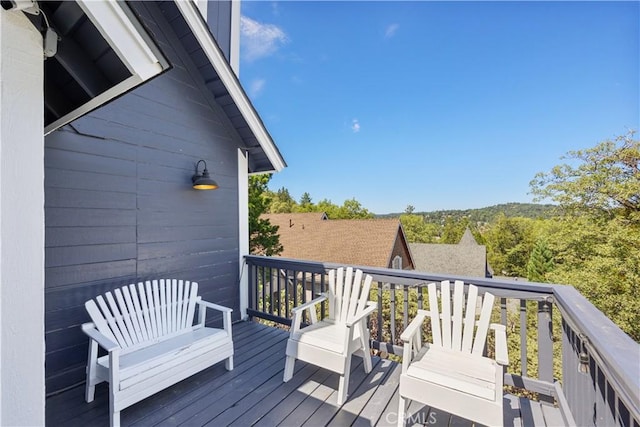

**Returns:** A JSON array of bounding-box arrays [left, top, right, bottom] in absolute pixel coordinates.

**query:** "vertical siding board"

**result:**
[[44, 2, 243, 394]]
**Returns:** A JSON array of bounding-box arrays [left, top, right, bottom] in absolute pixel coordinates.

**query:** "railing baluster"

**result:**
[[500, 298, 507, 326], [320, 272, 326, 320], [390, 283, 396, 345], [417, 284, 423, 310], [261, 266, 266, 313], [538, 300, 553, 382], [403, 285, 409, 333], [520, 299, 527, 375], [377, 281, 383, 344], [302, 271, 308, 324]]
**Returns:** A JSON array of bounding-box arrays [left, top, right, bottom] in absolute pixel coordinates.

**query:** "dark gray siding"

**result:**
[[44, 2, 242, 394], [206, 0, 232, 63]]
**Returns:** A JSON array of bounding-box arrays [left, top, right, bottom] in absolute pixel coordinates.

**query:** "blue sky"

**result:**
[[238, 1, 639, 214]]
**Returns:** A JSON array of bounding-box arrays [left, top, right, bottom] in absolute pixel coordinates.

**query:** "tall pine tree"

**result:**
[[526, 238, 554, 282]]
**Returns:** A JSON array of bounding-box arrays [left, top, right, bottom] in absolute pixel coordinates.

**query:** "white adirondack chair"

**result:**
[[397, 281, 509, 427], [283, 267, 377, 405]]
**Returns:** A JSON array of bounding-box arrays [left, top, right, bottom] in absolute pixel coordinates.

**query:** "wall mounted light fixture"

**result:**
[[192, 160, 218, 190]]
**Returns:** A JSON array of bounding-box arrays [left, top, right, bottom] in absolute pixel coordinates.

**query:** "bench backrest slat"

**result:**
[[85, 280, 200, 349]]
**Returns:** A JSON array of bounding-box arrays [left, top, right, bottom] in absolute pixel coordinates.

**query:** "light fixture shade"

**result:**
[[192, 160, 219, 190]]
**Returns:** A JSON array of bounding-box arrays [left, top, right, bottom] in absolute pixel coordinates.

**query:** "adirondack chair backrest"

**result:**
[[85, 279, 199, 349], [327, 267, 373, 324], [428, 280, 495, 355]]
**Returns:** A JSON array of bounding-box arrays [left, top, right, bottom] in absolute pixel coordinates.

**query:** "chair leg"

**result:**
[[110, 398, 120, 427], [85, 379, 96, 403], [359, 326, 373, 373], [397, 395, 407, 427], [337, 356, 352, 405], [86, 341, 98, 402], [283, 356, 295, 382]]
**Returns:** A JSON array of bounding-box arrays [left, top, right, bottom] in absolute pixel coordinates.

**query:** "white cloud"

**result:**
[[351, 119, 361, 133], [385, 23, 399, 39], [240, 16, 288, 62], [249, 78, 266, 98]]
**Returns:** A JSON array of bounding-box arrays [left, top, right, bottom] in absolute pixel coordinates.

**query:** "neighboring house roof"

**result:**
[[261, 213, 414, 269], [409, 229, 491, 278]]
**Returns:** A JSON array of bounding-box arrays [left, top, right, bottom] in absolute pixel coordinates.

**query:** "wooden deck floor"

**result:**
[[46, 321, 563, 426]]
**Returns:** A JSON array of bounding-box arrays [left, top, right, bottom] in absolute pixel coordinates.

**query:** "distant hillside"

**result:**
[[379, 203, 558, 223]]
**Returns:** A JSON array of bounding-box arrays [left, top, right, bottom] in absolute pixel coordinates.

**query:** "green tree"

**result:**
[[440, 216, 470, 243], [531, 132, 640, 340], [316, 198, 341, 219], [399, 214, 438, 243], [269, 187, 296, 213], [483, 215, 536, 277], [338, 198, 374, 219], [405, 205, 415, 214], [249, 175, 283, 256], [526, 238, 554, 282], [530, 130, 639, 222], [297, 192, 314, 212]]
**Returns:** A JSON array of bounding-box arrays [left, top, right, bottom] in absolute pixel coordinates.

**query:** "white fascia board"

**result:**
[[175, 0, 286, 172], [76, 0, 164, 80]]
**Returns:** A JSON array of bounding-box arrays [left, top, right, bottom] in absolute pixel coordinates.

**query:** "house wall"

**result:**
[[390, 233, 413, 270], [44, 3, 243, 394], [0, 9, 45, 426]]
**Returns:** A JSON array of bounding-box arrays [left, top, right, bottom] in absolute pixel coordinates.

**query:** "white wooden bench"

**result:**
[[81, 279, 234, 427]]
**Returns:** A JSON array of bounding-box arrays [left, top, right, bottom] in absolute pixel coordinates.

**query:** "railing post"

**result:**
[[538, 299, 554, 382]]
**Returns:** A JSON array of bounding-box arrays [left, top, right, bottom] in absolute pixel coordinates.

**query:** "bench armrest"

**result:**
[[82, 322, 119, 352], [197, 299, 233, 337], [490, 323, 509, 365], [346, 302, 377, 327], [197, 300, 233, 313]]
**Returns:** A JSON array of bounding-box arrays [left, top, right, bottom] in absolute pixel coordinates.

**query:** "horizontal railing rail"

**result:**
[[244, 255, 639, 427]]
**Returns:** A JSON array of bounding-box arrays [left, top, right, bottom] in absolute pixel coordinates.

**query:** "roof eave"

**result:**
[[175, 1, 286, 173]]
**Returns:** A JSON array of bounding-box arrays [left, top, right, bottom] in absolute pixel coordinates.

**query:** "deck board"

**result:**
[[46, 320, 564, 426]]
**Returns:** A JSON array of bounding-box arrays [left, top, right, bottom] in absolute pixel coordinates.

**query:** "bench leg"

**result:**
[[110, 410, 120, 427], [225, 355, 234, 371], [283, 355, 295, 382]]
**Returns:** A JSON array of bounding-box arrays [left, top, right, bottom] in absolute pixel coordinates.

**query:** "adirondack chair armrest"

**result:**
[[345, 302, 377, 327], [290, 295, 327, 333], [490, 323, 509, 365], [400, 309, 428, 342], [81, 322, 120, 352], [291, 294, 327, 314]]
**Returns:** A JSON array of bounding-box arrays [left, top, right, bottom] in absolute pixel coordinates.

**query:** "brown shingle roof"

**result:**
[[261, 213, 412, 268]]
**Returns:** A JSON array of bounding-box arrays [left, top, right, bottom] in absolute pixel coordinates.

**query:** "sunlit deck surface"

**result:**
[[46, 321, 563, 426]]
